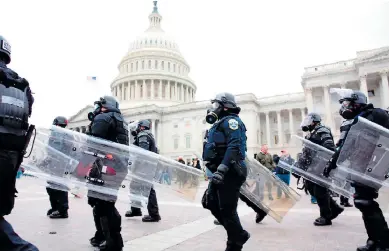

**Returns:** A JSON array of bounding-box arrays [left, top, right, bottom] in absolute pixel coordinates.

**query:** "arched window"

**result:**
[[136, 61, 138, 71], [161, 61, 164, 70], [168, 62, 170, 71], [131, 63, 133, 72], [148, 60, 151, 69], [185, 134, 191, 149], [173, 137, 179, 149], [155, 60, 158, 69], [142, 61, 145, 69]]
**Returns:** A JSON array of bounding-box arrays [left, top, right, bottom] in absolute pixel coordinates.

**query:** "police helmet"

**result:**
[[53, 116, 68, 128], [339, 90, 367, 105], [138, 120, 151, 130], [211, 92, 237, 109], [301, 112, 321, 132], [0, 36, 11, 64], [95, 95, 119, 110]]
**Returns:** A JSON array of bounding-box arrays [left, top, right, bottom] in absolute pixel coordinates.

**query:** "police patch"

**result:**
[[1, 40, 11, 54], [228, 119, 239, 130]]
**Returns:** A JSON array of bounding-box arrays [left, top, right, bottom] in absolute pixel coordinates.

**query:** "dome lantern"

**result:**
[[147, 1, 163, 32]]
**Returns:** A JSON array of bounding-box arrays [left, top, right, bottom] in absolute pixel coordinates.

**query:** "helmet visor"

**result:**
[[300, 115, 314, 128]]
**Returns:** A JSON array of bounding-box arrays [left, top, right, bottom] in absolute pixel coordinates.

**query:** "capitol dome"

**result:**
[[111, 1, 196, 108]]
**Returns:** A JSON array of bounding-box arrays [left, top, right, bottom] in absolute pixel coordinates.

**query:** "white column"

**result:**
[[300, 108, 305, 124], [180, 83, 184, 102], [159, 80, 163, 99], [156, 120, 162, 148], [166, 81, 170, 100], [126, 82, 130, 101], [258, 113, 262, 145], [265, 112, 271, 147], [151, 119, 156, 137], [136, 81, 140, 99], [151, 80, 154, 99], [360, 75, 369, 102], [276, 111, 283, 146], [305, 88, 314, 113], [142, 80, 146, 98], [122, 83, 125, 101], [380, 71, 389, 109], [323, 86, 334, 130], [288, 109, 294, 139], [175, 82, 178, 101], [187, 87, 191, 102]]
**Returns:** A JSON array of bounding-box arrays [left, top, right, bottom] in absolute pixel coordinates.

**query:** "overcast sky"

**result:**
[[2, 0, 389, 126]]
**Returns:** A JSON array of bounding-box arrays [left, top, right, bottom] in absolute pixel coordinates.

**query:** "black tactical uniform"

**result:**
[[202, 93, 250, 251], [325, 90, 389, 251], [46, 116, 70, 219], [0, 35, 38, 250], [87, 96, 129, 251], [125, 120, 161, 222], [300, 113, 344, 226]]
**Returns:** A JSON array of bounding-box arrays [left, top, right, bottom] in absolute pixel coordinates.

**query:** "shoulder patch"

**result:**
[[228, 119, 239, 130]]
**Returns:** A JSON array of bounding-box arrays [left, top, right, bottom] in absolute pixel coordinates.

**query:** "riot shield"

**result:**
[[278, 135, 354, 198], [32, 126, 203, 203], [239, 157, 301, 223], [336, 116, 389, 190]]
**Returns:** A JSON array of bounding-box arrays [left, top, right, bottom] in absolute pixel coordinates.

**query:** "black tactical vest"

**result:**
[[135, 130, 157, 153], [0, 80, 30, 136], [109, 112, 129, 146]]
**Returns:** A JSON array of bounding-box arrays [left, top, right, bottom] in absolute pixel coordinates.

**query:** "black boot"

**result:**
[[214, 219, 221, 225], [343, 201, 353, 207], [49, 210, 68, 219], [255, 212, 266, 223], [47, 208, 54, 216], [330, 206, 344, 220], [225, 230, 250, 251], [99, 215, 123, 251], [142, 215, 161, 222], [356, 240, 376, 251], [314, 217, 332, 226], [125, 208, 142, 218]]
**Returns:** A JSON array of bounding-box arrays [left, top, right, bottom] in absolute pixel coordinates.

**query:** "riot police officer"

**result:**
[[125, 120, 161, 222], [0, 35, 38, 250], [324, 90, 389, 251], [300, 113, 344, 226], [87, 96, 129, 251], [46, 116, 70, 219], [202, 92, 249, 251]]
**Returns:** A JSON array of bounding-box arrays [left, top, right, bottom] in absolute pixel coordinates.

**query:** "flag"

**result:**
[[87, 76, 97, 81]]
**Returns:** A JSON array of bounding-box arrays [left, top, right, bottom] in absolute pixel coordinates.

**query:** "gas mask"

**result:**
[[131, 128, 139, 137], [206, 102, 223, 124], [88, 102, 102, 121], [300, 116, 314, 132], [339, 100, 358, 119]]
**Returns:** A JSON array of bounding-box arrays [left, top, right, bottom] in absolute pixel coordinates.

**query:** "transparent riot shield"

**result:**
[[34, 126, 203, 203], [22, 139, 78, 192], [336, 116, 389, 190], [278, 135, 354, 198], [239, 157, 301, 223]]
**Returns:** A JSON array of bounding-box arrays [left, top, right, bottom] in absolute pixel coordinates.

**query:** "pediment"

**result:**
[[356, 47, 389, 63], [68, 105, 93, 122]]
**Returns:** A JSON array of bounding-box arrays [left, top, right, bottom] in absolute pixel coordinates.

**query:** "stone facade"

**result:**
[[68, 2, 389, 162]]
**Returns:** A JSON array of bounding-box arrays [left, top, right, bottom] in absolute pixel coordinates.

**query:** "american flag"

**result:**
[[87, 76, 97, 81]]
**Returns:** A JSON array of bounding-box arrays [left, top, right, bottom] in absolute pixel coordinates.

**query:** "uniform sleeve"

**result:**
[[318, 130, 335, 151], [90, 114, 113, 139], [137, 135, 150, 151], [221, 118, 243, 166]]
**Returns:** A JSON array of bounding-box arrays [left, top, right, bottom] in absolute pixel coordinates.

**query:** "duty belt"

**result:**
[[0, 116, 28, 130]]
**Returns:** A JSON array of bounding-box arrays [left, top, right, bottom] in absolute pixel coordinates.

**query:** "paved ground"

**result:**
[[5, 176, 386, 251]]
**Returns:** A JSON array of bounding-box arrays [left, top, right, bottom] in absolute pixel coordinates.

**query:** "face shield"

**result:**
[[300, 115, 314, 132]]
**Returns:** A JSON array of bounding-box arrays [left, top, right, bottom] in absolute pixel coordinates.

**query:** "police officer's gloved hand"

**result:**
[[212, 164, 229, 185], [323, 159, 336, 177]]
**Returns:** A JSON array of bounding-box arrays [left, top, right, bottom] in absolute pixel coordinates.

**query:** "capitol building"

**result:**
[[68, 2, 389, 162]]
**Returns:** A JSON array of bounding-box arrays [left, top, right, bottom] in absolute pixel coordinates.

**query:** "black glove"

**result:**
[[211, 164, 228, 185], [323, 158, 336, 177]]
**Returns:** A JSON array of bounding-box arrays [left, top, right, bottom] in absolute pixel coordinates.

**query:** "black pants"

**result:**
[[306, 181, 340, 219], [46, 187, 69, 213], [203, 176, 247, 248], [0, 217, 39, 251], [88, 197, 123, 249], [131, 187, 159, 217], [0, 149, 38, 250], [340, 195, 349, 204], [239, 193, 267, 218], [354, 185, 389, 248]]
